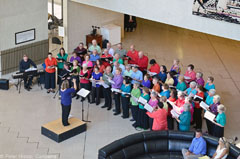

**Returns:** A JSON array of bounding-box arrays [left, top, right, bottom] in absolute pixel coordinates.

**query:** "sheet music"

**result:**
[[194, 95, 203, 100], [171, 109, 180, 118], [204, 111, 216, 122], [131, 96, 139, 103], [108, 79, 115, 84], [97, 81, 110, 88], [121, 92, 131, 95], [189, 93, 195, 98], [138, 96, 147, 105], [200, 101, 209, 110], [144, 103, 154, 112], [147, 70, 157, 76], [77, 88, 90, 98], [111, 88, 121, 93], [25, 67, 37, 72], [168, 100, 181, 114], [184, 76, 191, 80]]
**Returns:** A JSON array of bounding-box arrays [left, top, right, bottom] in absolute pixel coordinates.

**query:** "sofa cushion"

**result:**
[[123, 142, 146, 158], [168, 139, 191, 152], [99, 139, 124, 158], [144, 139, 168, 153]]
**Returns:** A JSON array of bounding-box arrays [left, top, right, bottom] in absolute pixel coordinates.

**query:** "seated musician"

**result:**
[[69, 51, 82, 65], [149, 59, 160, 74], [101, 49, 112, 68], [184, 64, 196, 83], [137, 51, 148, 73], [74, 42, 87, 61], [126, 45, 138, 64], [88, 39, 101, 54], [19, 54, 37, 91], [90, 49, 100, 63]]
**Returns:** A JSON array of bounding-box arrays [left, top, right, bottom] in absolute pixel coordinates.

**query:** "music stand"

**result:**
[[77, 88, 91, 122]]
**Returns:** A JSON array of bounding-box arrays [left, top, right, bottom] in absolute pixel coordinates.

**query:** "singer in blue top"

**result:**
[[60, 79, 77, 126], [120, 78, 132, 118], [90, 67, 103, 105]]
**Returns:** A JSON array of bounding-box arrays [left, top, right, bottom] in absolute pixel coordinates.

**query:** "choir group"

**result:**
[[43, 39, 226, 138]]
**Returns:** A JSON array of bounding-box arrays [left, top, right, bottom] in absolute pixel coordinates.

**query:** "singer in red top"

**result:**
[[137, 51, 149, 72], [126, 45, 139, 64], [80, 64, 91, 102], [101, 49, 112, 68], [149, 59, 160, 74], [45, 52, 57, 93]]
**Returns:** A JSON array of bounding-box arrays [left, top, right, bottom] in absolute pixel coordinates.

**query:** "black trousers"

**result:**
[[206, 119, 214, 135], [167, 116, 174, 130], [103, 87, 112, 108], [213, 125, 224, 138], [23, 75, 33, 88], [80, 83, 90, 102], [136, 108, 149, 129], [61, 104, 71, 126], [194, 107, 203, 129], [149, 118, 154, 131], [114, 93, 121, 113], [57, 68, 63, 84], [91, 86, 101, 104], [131, 105, 139, 121], [45, 72, 56, 89], [121, 96, 130, 118]]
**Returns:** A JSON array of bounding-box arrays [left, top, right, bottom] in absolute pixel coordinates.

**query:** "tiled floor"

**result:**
[[0, 18, 240, 158]]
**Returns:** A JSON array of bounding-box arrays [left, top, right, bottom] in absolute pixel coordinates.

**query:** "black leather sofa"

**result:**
[[98, 131, 240, 159]]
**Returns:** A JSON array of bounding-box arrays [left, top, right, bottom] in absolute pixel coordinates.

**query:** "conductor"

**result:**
[[60, 78, 77, 126]]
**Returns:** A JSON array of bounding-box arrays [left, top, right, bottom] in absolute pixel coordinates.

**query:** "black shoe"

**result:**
[[121, 115, 128, 119], [28, 86, 32, 89], [51, 90, 55, 93], [90, 101, 95, 104], [132, 122, 137, 128], [130, 118, 135, 121], [63, 123, 70, 126], [113, 112, 120, 115], [81, 98, 85, 102], [101, 105, 108, 108], [25, 87, 30, 91], [107, 107, 111, 111], [47, 90, 50, 93], [76, 96, 80, 100]]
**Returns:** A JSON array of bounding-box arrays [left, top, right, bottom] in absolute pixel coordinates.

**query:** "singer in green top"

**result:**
[[57, 48, 68, 84], [130, 83, 141, 122]]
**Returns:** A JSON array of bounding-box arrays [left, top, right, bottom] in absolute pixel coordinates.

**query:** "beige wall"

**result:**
[[72, 0, 240, 42], [64, 1, 124, 53], [0, 0, 48, 51]]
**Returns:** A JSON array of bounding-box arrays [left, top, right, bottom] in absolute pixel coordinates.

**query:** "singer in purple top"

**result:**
[[112, 68, 124, 115], [141, 74, 151, 88], [70, 51, 82, 65]]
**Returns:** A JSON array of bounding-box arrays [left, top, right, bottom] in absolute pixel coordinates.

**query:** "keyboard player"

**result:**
[[19, 54, 37, 91]]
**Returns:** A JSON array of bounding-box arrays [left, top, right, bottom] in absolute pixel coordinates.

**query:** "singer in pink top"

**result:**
[[184, 64, 196, 83], [146, 102, 168, 131]]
